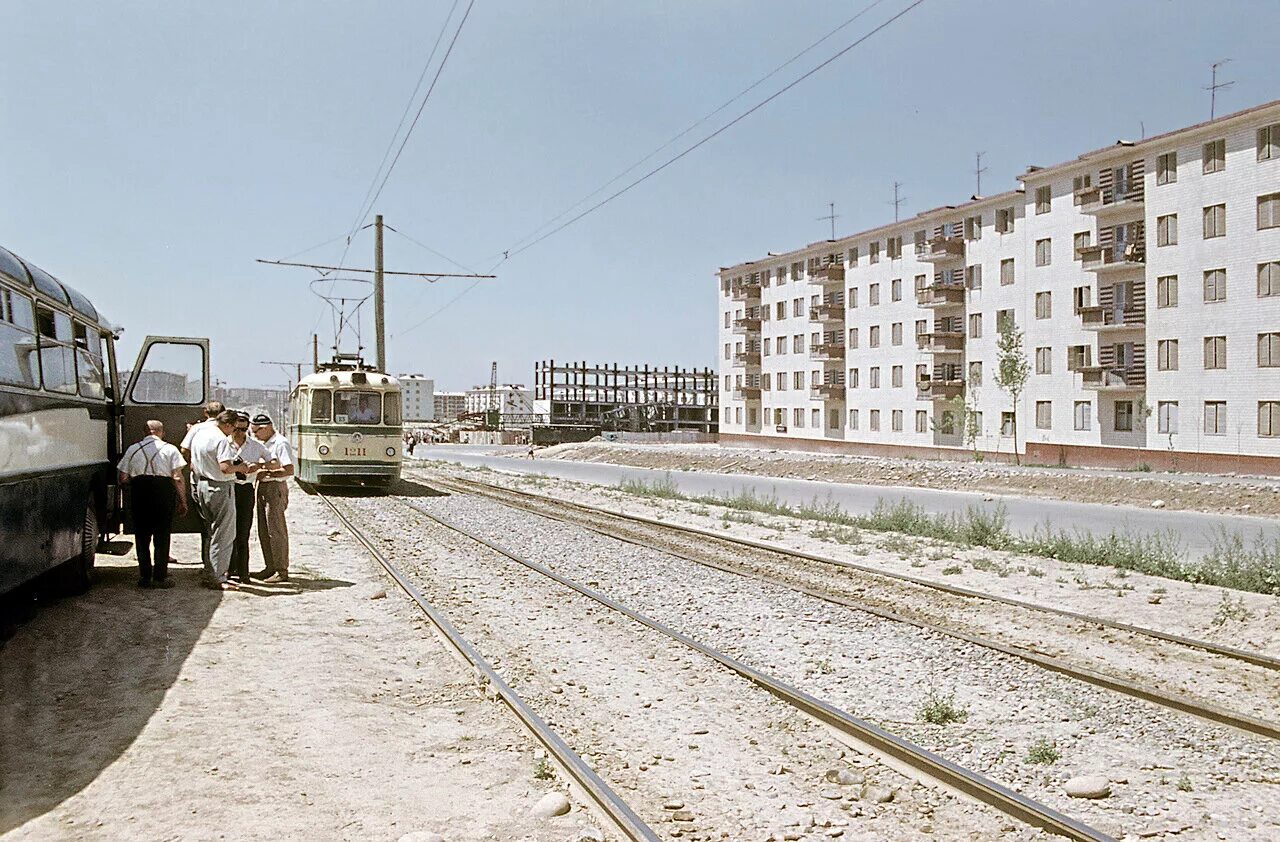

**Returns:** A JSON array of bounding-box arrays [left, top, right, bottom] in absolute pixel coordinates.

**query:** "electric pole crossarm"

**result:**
[[255, 259, 495, 280]]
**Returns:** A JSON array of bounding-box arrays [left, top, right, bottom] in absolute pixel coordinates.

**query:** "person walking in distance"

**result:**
[[189, 409, 260, 589], [250, 413, 294, 583], [180, 399, 225, 566], [117, 420, 188, 588], [227, 411, 269, 584]]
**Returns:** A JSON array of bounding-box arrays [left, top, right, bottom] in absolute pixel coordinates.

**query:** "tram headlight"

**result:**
[[385, 446, 396, 457], [318, 445, 330, 456]]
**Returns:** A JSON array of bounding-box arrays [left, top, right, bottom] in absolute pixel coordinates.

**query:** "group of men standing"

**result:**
[[115, 400, 294, 590]]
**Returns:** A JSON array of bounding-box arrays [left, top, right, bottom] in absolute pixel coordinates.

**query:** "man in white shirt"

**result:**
[[228, 411, 270, 583], [117, 420, 187, 588], [189, 409, 260, 589], [180, 399, 225, 567], [251, 413, 294, 582]]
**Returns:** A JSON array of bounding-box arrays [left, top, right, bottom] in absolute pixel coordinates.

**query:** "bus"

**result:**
[[1, 243, 210, 601]]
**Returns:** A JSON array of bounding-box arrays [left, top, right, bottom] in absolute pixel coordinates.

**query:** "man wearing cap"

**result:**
[[228, 411, 270, 584], [251, 413, 294, 583], [189, 409, 260, 589], [117, 420, 188, 588]]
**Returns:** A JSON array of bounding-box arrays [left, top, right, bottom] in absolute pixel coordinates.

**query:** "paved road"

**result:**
[[411, 446, 1279, 560]]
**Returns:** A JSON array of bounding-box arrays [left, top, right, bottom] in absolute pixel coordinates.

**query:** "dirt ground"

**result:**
[[538, 442, 1280, 518], [0, 487, 598, 842]]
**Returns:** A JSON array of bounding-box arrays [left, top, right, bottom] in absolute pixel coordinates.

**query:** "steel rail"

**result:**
[[427, 474, 1280, 742], [415, 468, 1280, 672], [317, 493, 660, 842], [396, 496, 1114, 842]]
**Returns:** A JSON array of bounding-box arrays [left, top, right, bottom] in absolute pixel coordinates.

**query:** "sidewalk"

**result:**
[[0, 487, 589, 841]]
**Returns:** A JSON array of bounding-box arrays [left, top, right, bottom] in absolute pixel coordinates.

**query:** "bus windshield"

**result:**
[[334, 390, 382, 424]]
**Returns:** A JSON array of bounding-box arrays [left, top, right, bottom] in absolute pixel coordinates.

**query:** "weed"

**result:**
[[1210, 592, 1254, 627], [1026, 739, 1060, 765], [1027, 566, 1045, 578], [917, 689, 968, 725], [810, 658, 836, 675], [810, 524, 863, 545], [941, 565, 963, 575], [1176, 774, 1193, 792], [880, 534, 917, 554], [532, 757, 554, 781]]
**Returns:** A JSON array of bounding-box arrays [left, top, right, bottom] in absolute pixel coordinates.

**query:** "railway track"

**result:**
[[348, 491, 1116, 842], [317, 493, 661, 842], [417, 469, 1280, 741]]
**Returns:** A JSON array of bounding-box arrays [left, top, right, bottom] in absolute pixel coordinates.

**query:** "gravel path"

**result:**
[[341, 497, 1038, 842], [411, 490, 1280, 842]]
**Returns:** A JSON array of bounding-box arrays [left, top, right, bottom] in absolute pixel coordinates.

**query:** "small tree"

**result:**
[[994, 327, 1031, 465], [947, 388, 983, 461]]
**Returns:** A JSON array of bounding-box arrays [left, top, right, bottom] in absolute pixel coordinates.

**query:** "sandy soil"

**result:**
[[536, 443, 1280, 518], [0, 487, 599, 842]]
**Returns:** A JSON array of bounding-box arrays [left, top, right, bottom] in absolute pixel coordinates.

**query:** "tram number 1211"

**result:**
[[343, 446, 367, 457]]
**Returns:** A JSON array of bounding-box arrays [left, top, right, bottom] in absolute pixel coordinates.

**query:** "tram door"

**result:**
[[120, 336, 211, 533]]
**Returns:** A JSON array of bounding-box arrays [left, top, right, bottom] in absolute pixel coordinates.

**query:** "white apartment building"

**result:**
[[464, 383, 535, 415], [435, 391, 467, 422], [397, 374, 435, 423], [718, 100, 1280, 472]]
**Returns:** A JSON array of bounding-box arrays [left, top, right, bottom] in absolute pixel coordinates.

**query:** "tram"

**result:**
[[1, 243, 211, 598], [289, 356, 402, 490]]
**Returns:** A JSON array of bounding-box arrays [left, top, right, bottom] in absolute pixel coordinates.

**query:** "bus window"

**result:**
[[36, 305, 77, 394], [0, 287, 39, 388], [127, 341, 204, 404], [383, 392, 401, 425], [311, 389, 332, 423], [334, 390, 381, 424], [74, 322, 105, 399]]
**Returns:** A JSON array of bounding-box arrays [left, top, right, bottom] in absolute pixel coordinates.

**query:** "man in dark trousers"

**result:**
[[117, 420, 188, 588]]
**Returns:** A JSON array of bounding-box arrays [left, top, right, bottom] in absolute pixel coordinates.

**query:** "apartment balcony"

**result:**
[[809, 264, 845, 288], [916, 282, 967, 308], [1078, 243, 1145, 275], [730, 281, 761, 301], [731, 386, 762, 401], [915, 235, 965, 263], [1078, 305, 1146, 333], [1076, 185, 1145, 221], [808, 342, 846, 362], [809, 383, 846, 400], [731, 315, 762, 334], [732, 349, 762, 367], [1080, 365, 1146, 392], [808, 301, 846, 323], [916, 376, 964, 401], [915, 331, 965, 354]]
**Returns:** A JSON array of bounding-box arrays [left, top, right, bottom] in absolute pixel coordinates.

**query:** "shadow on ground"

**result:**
[[0, 562, 220, 833]]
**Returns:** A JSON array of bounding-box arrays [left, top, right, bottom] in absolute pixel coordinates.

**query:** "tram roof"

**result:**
[[0, 244, 103, 325], [297, 369, 401, 389]]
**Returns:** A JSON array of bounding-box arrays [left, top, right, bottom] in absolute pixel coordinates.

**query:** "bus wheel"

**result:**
[[55, 502, 98, 595]]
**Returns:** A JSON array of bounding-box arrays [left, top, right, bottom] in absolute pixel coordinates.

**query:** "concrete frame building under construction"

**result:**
[[534, 360, 718, 434], [717, 99, 1280, 473]]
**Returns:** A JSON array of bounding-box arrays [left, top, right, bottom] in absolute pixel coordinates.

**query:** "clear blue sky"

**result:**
[[4, 0, 1278, 391]]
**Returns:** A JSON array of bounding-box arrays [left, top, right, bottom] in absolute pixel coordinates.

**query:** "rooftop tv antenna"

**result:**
[[817, 202, 839, 240], [1205, 59, 1234, 119]]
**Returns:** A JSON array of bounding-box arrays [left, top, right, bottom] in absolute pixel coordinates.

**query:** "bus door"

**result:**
[[120, 336, 210, 533]]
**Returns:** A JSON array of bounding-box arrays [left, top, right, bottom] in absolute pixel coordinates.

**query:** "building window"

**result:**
[[1115, 400, 1134, 432], [762, 373, 771, 390], [890, 278, 902, 302], [849, 327, 859, 348], [793, 334, 804, 354], [811, 408, 820, 428], [1203, 138, 1226, 174], [968, 360, 983, 386], [965, 215, 982, 241], [1204, 335, 1227, 370], [1035, 185, 1051, 214], [892, 409, 903, 432], [1156, 151, 1177, 185], [1073, 401, 1092, 431], [915, 410, 928, 433], [776, 301, 786, 320], [1000, 258, 1014, 286], [1204, 401, 1227, 435], [869, 325, 881, 348], [734, 407, 742, 424], [891, 322, 903, 346], [1157, 275, 1178, 308], [849, 367, 859, 388], [1073, 231, 1091, 257], [915, 318, 927, 336], [849, 408, 859, 429], [1035, 346, 1052, 374], [1000, 412, 1015, 436], [846, 247, 858, 266], [1261, 402, 1280, 437], [724, 343, 731, 360], [891, 365, 903, 388], [1204, 268, 1227, 302], [869, 242, 880, 264], [1035, 238, 1052, 266], [887, 236, 903, 260], [869, 366, 881, 388], [869, 283, 880, 306], [996, 207, 1014, 233], [1259, 332, 1280, 367], [1258, 124, 1280, 161], [792, 262, 804, 281], [1157, 339, 1179, 371], [997, 309, 1014, 334], [1035, 291, 1052, 319], [869, 409, 881, 431], [848, 287, 859, 308], [776, 336, 786, 355], [793, 371, 805, 389], [1073, 285, 1092, 313], [1035, 401, 1052, 430], [969, 313, 983, 339], [724, 407, 731, 423], [1157, 214, 1178, 246], [794, 408, 805, 428], [828, 408, 839, 429], [793, 298, 804, 317], [1260, 262, 1280, 298], [1259, 193, 1280, 230], [1158, 401, 1179, 435], [1203, 204, 1227, 239]]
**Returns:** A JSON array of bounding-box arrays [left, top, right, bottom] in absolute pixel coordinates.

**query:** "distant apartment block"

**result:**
[[464, 383, 535, 415], [717, 100, 1280, 473], [434, 391, 467, 422], [398, 374, 435, 423]]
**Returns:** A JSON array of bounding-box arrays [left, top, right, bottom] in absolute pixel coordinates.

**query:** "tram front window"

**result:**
[[334, 390, 382, 424], [310, 389, 332, 423]]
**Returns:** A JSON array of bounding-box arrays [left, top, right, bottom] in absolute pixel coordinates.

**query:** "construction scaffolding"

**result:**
[[533, 360, 718, 435]]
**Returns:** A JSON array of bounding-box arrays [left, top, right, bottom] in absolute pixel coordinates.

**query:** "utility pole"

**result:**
[[1205, 59, 1234, 119], [312, 334, 319, 372], [887, 182, 907, 223], [374, 214, 386, 373], [817, 202, 839, 240], [974, 152, 988, 196]]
